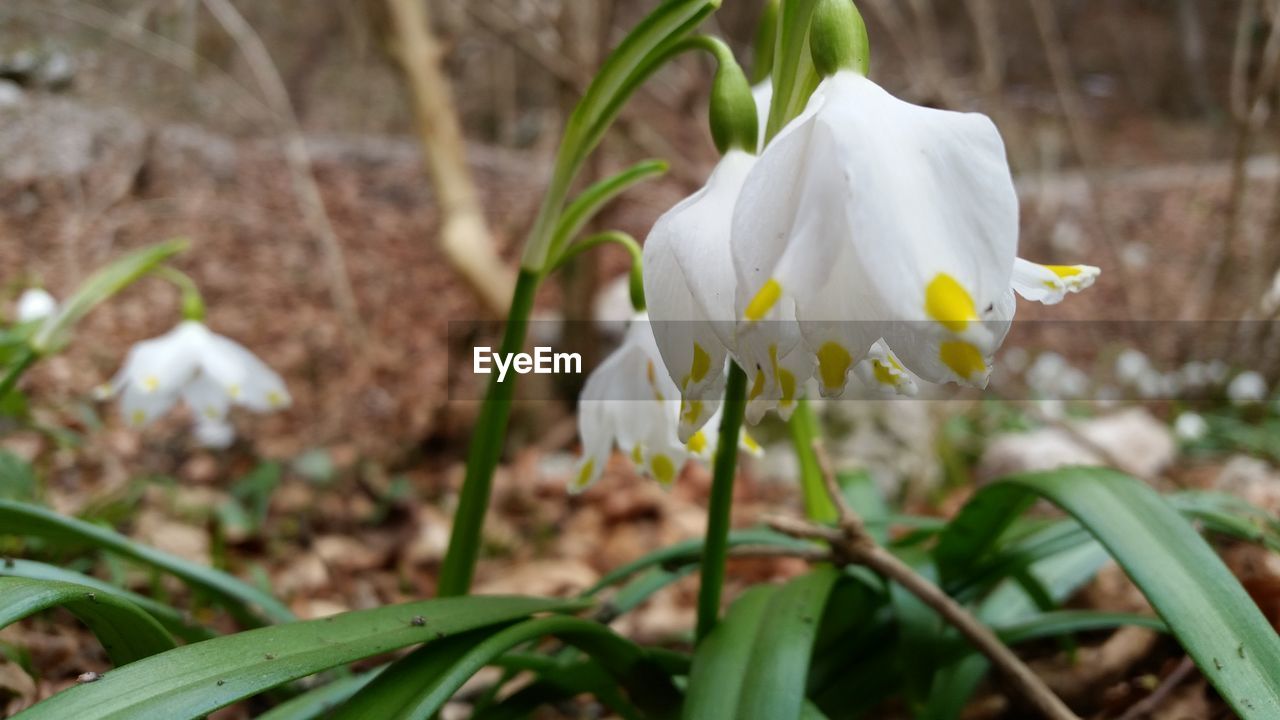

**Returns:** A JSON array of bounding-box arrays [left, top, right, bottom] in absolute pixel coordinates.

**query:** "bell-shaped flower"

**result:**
[[16, 288, 57, 324], [642, 150, 812, 438], [572, 313, 757, 493], [732, 70, 1095, 396], [101, 320, 290, 437]]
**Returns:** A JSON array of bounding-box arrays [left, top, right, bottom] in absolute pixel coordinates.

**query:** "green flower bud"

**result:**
[[810, 0, 870, 78], [710, 57, 759, 155]]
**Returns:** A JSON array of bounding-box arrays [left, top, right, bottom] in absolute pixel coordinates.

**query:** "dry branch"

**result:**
[[384, 0, 515, 316]]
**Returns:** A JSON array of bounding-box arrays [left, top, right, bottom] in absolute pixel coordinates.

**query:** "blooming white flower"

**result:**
[[1227, 371, 1268, 405], [101, 320, 290, 437], [731, 71, 1095, 398], [16, 288, 57, 323], [572, 313, 758, 492], [1173, 412, 1208, 442]]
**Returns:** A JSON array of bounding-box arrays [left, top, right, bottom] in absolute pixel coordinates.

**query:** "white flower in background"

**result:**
[[16, 288, 57, 323], [731, 71, 1095, 400], [1173, 412, 1208, 442], [1026, 351, 1088, 399], [572, 313, 757, 493], [100, 320, 290, 439], [193, 418, 236, 449], [1227, 371, 1268, 405]]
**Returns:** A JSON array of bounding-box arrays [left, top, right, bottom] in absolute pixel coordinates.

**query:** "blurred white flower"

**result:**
[[1173, 412, 1208, 442], [16, 288, 57, 323], [572, 314, 759, 493], [1026, 351, 1088, 399], [194, 418, 236, 449], [1227, 371, 1268, 405], [100, 320, 290, 439], [1178, 361, 1209, 390], [1206, 360, 1230, 385]]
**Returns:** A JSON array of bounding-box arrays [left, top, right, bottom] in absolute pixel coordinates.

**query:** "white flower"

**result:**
[[1173, 412, 1208, 442], [572, 314, 757, 492], [1227, 371, 1268, 405], [16, 288, 57, 323], [1114, 349, 1152, 386], [194, 418, 236, 449], [731, 71, 1089, 398], [101, 320, 290, 435]]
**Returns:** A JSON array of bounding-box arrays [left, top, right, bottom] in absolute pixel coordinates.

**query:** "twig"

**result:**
[[1117, 656, 1197, 720], [200, 0, 365, 341], [767, 441, 1080, 720], [384, 0, 515, 316]]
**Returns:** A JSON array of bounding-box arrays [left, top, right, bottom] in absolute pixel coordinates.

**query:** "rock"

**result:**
[[979, 407, 1175, 480], [1216, 455, 1280, 515]]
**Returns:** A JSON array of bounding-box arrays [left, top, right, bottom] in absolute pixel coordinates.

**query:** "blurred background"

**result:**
[[2, 2, 1280, 714]]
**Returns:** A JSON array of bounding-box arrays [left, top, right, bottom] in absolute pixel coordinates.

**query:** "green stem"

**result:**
[[153, 267, 206, 321], [436, 269, 540, 597], [695, 361, 748, 642], [789, 398, 836, 523], [0, 348, 37, 400], [549, 231, 645, 312]]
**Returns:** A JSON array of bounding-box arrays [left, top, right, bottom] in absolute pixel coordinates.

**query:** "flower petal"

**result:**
[[1011, 258, 1100, 305]]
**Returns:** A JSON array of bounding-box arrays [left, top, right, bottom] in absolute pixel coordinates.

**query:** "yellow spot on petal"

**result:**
[[683, 343, 711, 388], [645, 361, 664, 401], [741, 432, 761, 453], [939, 340, 986, 381], [687, 431, 707, 454], [267, 390, 284, 407], [1045, 265, 1082, 278], [204, 406, 219, 419], [749, 369, 766, 400], [872, 361, 898, 386], [682, 399, 704, 425], [631, 445, 644, 465], [925, 274, 979, 332], [130, 409, 146, 426], [651, 454, 676, 484], [227, 384, 242, 400], [142, 375, 159, 393], [744, 279, 782, 321], [817, 342, 853, 391], [575, 459, 595, 489], [779, 369, 797, 405]]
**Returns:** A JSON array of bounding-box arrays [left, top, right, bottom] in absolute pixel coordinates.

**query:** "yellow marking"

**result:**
[[816, 342, 853, 390], [741, 433, 761, 453], [925, 274, 979, 332], [575, 459, 595, 488], [779, 368, 796, 404], [687, 431, 708, 454], [682, 399, 704, 425], [130, 409, 146, 426], [749, 368, 765, 400], [227, 384, 242, 399], [631, 445, 644, 465], [744, 279, 782, 321], [267, 391, 284, 407], [204, 407, 219, 419], [646, 361, 664, 401], [873, 360, 898, 386], [651, 454, 676, 484], [142, 375, 159, 393], [1044, 265, 1082, 278], [683, 343, 711, 388], [939, 340, 986, 380]]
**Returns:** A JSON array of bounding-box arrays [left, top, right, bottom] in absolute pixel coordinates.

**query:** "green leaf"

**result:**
[[686, 568, 840, 720], [0, 451, 37, 501], [943, 467, 1280, 719], [31, 240, 187, 353], [333, 615, 678, 720], [0, 558, 214, 643], [550, 159, 668, 261], [765, 0, 820, 141], [995, 610, 1167, 646], [15, 595, 588, 720], [257, 670, 383, 720], [0, 499, 294, 626], [0, 576, 176, 665]]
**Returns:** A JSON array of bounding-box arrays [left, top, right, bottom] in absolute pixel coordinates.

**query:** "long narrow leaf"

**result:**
[[14, 595, 587, 720], [0, 499, 293, 625], [684, 585, 778, 720], [0, 576, 176, 665]]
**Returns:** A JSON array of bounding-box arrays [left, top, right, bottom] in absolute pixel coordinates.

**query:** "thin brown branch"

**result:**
[[1117, 656, 1197, 720], [384, 0, 515, 316], [772, 439, 1081, 720], [200, 0, 366, 340]]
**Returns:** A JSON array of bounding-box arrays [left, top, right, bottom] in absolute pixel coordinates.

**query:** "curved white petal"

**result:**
[[117, 322, 205, 399], [854, 340, 918, 396], [119, 382, 180, 427], [199, 331, 290, 411], [181, 373, 232, 422], [1011, 258, 1100, 305]]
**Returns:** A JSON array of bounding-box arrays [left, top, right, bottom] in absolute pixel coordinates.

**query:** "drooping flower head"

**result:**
[[572, 313, 757, 492], [101, 320, 290, 445], [15, 288, 57, 324]]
